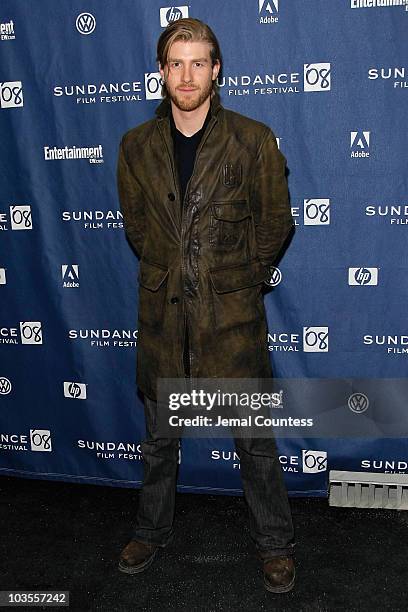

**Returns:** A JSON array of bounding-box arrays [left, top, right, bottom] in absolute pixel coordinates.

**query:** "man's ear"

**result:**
[[212, 60, 220, 81]]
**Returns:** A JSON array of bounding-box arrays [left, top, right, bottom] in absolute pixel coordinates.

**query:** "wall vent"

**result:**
[[329, 470, 408, 510]]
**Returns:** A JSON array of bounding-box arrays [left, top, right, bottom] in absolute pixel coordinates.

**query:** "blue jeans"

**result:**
[[132, 394, 295, 557]]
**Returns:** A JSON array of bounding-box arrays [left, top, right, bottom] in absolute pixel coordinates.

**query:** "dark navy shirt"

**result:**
[[170, 108, 211, 206]]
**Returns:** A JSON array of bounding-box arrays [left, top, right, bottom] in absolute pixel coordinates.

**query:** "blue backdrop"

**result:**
[[1, 0, 407, 496]]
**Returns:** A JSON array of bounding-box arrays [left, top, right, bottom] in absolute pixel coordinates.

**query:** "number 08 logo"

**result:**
[[0, 81, 23, 108], [304, 63, 331, 92]]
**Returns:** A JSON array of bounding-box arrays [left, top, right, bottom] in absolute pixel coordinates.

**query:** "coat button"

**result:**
[[168, 192, 176, 201], [170, 296, 179, 304]]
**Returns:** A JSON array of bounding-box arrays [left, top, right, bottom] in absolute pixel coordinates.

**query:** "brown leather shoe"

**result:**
[[118, 540, 159, 574], [262, 556, 295, 593]]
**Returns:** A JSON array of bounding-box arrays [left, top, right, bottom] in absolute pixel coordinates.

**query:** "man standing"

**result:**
[[117, 18, 295, 593]]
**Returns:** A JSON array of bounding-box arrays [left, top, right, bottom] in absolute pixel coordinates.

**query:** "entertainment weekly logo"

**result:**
[[217, 62, 331, 97], [351, 0, 408, 11], [268, 327, 329, 353], [211, 449, 328, 473], [44, 145, 104, 164], [0, 20, 15, 40]]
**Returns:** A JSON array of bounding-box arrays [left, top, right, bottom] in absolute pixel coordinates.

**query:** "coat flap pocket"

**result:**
[[139, 260, 169, 291], [211, 200, 251, 222], [209, 258, 270, 293]]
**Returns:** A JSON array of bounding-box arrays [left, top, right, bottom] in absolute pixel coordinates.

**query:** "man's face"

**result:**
[[159, 40, 220, 112]]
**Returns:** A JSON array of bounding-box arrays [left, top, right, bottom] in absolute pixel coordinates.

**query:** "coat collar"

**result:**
[[155, 90, 222, 120]]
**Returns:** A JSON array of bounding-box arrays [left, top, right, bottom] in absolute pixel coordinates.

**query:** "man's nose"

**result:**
[[181, 64, 192, 83]]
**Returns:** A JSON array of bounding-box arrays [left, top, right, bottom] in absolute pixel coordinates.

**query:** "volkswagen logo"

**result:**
[[76, 13, 96, 35], [0, 377, 12, 395], [348, 392, 369, 414], [264, 266, 282, 287]]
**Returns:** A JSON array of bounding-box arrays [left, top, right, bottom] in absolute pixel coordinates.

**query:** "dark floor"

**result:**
[[0, 475, 407, 611]]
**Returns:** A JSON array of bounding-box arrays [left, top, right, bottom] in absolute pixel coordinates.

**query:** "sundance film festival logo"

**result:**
[[348, 392, 369, 414], [69, 328, 138, 348], [365, 202, 408, 226], [145, 72, 164, 100], [0, 268, 6, 284], [348, 267, 378, 286], [20, 321, 43, 345], [0, 205, 32, 231], [368, 66, 407, 89], [363, 334, 408, 355], [64, 382, 87, 400], [361, 458, 408, 474], [0, 377, 12, 395], [302, 449, 327, 473], [268, 327, 329, 352], [0, 81, 23, 108], [259, 0, 279, 24], [62, 264, 79, 288], [1, 322, 43, 346], [264, 266, 282, 287], [76, 13, 96, 35], [351, 130, 370, 158], [211, 449, 327, 473], [77, 438, 143, 461], [1, 20, 15, 40], [218, 62, 331, 97], [30, 429, 52, 452], [62, 209, 123, 230], [53, 81, 142, 105], [160, 6, 189, 27]]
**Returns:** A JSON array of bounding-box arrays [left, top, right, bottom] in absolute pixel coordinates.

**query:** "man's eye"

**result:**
[[195, 63, 203, 67]]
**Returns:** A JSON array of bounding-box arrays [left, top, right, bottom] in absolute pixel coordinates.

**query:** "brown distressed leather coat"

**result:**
[[117, 92, 294, 401]]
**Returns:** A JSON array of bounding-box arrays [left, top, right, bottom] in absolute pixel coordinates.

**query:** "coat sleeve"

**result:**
[[249, 127, 294, 269], [117, 137, 146, 259]]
